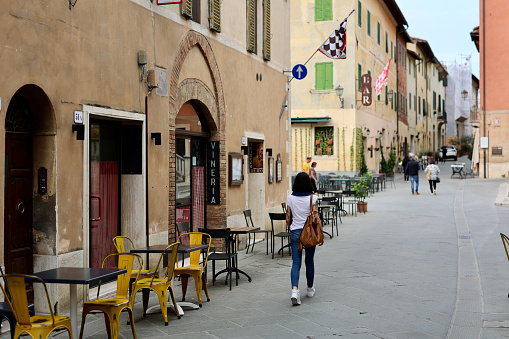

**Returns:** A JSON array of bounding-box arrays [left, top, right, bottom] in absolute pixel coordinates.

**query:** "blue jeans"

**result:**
[[290, 229, 316, 288], [410, 175, 419, 193]]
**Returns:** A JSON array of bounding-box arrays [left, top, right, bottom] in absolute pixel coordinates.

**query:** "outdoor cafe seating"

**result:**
[[79, 253, 142, 339], [0, 274, 72, 339], [130, 243, 181, 325], [243, 210, 272, 255], [269, 212, 290, 259], [173, 232, 211, 307]]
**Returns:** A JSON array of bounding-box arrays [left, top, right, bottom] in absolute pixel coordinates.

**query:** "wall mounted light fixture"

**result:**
[[151, 132, 161, 145], [387, 90, 394, 102], [335, 85, 345, 108]]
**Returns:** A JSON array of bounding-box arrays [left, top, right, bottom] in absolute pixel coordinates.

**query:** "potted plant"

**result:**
[[325, 147, 332, 155], [352, 172, 372, 213], [316, 147, 322, 155]]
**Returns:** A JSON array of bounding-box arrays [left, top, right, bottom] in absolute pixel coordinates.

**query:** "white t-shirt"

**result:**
[[286, 194, 318, 231]]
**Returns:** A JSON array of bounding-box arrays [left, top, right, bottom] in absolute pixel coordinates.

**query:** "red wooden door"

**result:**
[[4, 133, 34, 277]]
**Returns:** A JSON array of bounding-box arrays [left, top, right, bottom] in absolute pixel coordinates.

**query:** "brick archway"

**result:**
[[168, 31, 226, 241]]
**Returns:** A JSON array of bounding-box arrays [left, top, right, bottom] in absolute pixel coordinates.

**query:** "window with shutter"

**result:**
[[262, 0, 271, 60], [247, 0, 257, 53], [367, 10, 371, 35], [181, 0, 193, 19], [209, 0, 221, 32], [358, 64, 362, 91], [377, 22, 380, 45], [358, 1, 362, 27], [385, 32, 388, 53], [315, 0, 332, 21], [385, 86, 388, 105], [315, 62, 333, 90], [409, 93, 412, 110]]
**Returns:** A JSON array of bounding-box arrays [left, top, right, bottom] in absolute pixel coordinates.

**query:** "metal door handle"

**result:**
[[91, 195, 101, 221], [16, 201, 25, 214]]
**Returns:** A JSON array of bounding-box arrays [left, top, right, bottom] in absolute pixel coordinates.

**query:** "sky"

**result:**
[[397, 0, 480, 78]]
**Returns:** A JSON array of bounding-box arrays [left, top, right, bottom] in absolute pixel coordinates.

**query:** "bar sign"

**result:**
[[207, 141, 220, 204]]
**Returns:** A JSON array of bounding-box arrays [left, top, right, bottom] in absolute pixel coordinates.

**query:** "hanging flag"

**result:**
[[374, 59, 391, 96], [318, 20, 348, 59]]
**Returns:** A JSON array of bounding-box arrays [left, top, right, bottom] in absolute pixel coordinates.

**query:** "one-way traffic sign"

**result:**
[[292, 64, 307, 80]]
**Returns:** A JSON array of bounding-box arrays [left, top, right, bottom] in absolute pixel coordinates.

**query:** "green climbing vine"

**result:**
[[299, 128, 303, 168], [342, 127, 346, 171], [337, 127, 341, 170], [355, 127, 363, 171], [294, 128, 298, 170], [305, 127, 308, 160], [309, 128, 312, 157], [350, 128, 355, 171]]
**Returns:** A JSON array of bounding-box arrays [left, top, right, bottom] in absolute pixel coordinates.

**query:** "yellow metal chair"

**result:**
[[79, 253, 142, 339], [130, 242, 180, 325], [0, 274, 72, 339], [500, 233, 509, 297], [173, 232, 211, 307]]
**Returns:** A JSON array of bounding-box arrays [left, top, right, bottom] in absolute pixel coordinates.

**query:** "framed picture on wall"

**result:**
[[276, 153, 283, 182], [268, 157, 274, 183], [249, 141, 264, 173], [229, 153, 244, 186]]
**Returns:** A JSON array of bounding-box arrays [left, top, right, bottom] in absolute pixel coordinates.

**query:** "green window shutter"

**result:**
[[385, 32, 388, 53], [385, 86, 388, 105], [316, 63, 325, 90], [367, 11, 371, 35], [323, 0, 332, 20], [209, 0, 221, 32], [418, 96, 421, 114], [433, 91, 436, 110], [181, 0, 193, 18], [315, 0, 323, 21], [262, 0, 271, 60], [358, 64, 362, 91], [409, 93, 412, 109], [391, 41, 393, 59], [324, 62, 333, 89], [377, 22, 380, 44], [358, 1, 362, 27], [247, 0, 256, 53]]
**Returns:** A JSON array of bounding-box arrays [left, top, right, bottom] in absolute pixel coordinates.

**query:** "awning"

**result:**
[[291, 117, 331, 124], [471, 128, 480, 171]]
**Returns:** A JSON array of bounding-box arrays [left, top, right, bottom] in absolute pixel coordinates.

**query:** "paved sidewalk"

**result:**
[[3, 156, 509, 338]]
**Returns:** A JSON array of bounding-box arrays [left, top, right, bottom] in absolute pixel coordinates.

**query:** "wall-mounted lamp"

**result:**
[[364, 127, 370, 136], [377, 130, 383, 137], [241, 146, 249, 156], [461, 89, 468, 101], [266, 148, 272, 157], [387, 89, 394, 102], [151, 132, 161, 145], [72, 124, 84, 140], [335, 85, 344, 108]]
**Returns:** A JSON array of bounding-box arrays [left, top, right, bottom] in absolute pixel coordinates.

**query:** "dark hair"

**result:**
[[430, 159, 435, 164], [292, 172, 314, 193], [311, 162, 317, 167], [306, 157, 312, 160]]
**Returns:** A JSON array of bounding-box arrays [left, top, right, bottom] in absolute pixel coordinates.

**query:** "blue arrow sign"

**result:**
[[292, 64, 307, 80]]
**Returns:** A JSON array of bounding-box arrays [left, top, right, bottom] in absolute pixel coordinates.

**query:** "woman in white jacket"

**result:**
[[425, 160, 440, 195]]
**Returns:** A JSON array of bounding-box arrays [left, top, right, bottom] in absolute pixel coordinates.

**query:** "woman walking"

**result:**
[[285, 172, 323, 305], [425, 159, 440, 195], [309, 162, 318, 193]]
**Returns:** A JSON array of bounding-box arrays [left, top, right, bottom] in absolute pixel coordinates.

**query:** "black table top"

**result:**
[[31, 267, 126, 285], [131, 244, 208, 254], [229, 227, 260, 234]]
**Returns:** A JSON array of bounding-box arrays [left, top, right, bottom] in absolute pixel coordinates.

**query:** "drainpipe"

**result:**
[[145, 95, 150, 267], [482, 0, 486, 178]]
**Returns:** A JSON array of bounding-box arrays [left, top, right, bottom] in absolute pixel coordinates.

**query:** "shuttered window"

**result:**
[[315, 0, 332, 21], [209, 0, 221, 32], [262, 0, 271, 60], [385, 32, 388, 53], [247, 0, 257, 53], [316, 62, 333, 90], [409, 93, 412, 110], [367, 10, 371, 35], [358, 64, 362, 91], [181, 0, 193, 18], [377, 22, 380, 45], [358, 1, 362, 27], [433, 91, 436, 110]]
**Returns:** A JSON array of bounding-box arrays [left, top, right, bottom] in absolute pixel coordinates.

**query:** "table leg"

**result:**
[[70, 284, 77, 336]]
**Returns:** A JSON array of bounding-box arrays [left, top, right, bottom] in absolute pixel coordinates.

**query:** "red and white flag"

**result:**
[[374, 59, 391, 95], [318, 20, 348, 59]]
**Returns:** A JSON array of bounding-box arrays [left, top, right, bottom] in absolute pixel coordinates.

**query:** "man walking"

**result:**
[[405, 156, 420, 195], [302, 157, 312, 175]]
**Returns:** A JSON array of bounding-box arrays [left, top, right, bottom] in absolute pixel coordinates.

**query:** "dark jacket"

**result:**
[[405, 160, 420, 176], [402, 156, 410, 174]]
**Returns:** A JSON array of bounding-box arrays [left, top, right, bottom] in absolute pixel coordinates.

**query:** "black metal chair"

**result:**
[[321, 197, 341, 235], [281, 202, 287, 213], [269, 212, 291, 259], [0, 266, 35, 339], [198, 228, 238, 290], [243, 210, 272, 255]]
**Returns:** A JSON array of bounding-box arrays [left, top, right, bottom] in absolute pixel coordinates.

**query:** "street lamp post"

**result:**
[[335, 85, 344, 108]]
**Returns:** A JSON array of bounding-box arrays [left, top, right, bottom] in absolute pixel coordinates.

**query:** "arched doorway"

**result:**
[[175, 102, 211, 243], [4, 90, 34, 276]]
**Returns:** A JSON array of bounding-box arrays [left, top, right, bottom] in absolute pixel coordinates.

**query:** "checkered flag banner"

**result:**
[[374, 59, 391, 96], [318, 20, 348, 59]]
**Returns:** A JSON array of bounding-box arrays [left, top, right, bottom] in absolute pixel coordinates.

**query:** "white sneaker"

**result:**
[[291, 289, 301, 305], [307, 287, 315, 297]]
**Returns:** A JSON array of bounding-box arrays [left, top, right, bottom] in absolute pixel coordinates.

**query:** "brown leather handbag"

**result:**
[[298, 196, 324, 250]]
